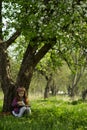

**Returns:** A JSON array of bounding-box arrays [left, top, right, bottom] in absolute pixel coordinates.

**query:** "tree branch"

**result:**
[[5, 31, 21, 48], [34, 38, 56, 66], [58, 50, 74, 73]]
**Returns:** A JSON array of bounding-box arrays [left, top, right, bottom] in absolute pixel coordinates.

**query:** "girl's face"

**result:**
[[18, 91, 24, 97]]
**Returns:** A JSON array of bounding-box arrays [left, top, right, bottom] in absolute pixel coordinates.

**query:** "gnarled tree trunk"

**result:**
[[0, 38, 54, 112], [0, 44, 15, 112]]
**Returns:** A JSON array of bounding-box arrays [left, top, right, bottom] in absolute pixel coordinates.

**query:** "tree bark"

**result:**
[[0, 44, 16, 112], [82, 89, 87, 100], [16, 42, 54, 90], [2, 84, 15, 112], [44, 78, 50, 99], [0, 1, 20, 111], [44, 74, 52, 99], [51, 80, 57, 96]]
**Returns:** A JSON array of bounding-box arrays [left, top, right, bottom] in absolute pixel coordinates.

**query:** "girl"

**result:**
[[12, 87, 31, 117]]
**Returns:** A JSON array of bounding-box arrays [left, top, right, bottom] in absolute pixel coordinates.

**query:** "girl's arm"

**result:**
[[12, 98, 18, 107]]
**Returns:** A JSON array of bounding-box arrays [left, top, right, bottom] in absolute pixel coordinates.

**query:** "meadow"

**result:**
[[0, 94, 87, 130]]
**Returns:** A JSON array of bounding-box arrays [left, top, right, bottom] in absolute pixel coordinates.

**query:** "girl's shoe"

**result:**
[[12, 111, 18, 117]]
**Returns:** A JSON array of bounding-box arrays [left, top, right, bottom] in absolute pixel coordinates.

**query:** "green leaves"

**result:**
[[2, 0, 87, 46], [3, 0, 87, 81]]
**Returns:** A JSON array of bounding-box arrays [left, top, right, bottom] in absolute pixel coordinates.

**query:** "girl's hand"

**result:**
[[17, 101, 25, 106]]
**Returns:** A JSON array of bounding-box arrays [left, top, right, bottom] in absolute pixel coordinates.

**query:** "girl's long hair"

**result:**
[[16, 87, 29, 105]]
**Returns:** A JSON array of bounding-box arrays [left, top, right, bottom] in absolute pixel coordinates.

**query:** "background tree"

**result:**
[[36, 51, 62, 98], [59, 46, 87, 97]]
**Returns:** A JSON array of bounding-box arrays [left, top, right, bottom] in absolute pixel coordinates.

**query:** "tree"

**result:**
[[60, 47, 87, 97], [0, 0, 87, 112]]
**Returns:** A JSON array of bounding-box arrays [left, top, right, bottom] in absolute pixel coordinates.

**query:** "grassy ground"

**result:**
[[0, 94, 87, 130]]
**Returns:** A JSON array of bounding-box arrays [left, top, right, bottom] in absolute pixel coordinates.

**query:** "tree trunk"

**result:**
[[16, 66, 34, 91], [0, 41, 53, 112], [69, 71, 82, 97], [44, 74, 52, 99], [0, 44, 15, 112], [82, 89, 87, 100], [51, 80, 57, 96], [44, 85, 49, 99], [16, 44, 37, 90], [2, 84, 15, 112]]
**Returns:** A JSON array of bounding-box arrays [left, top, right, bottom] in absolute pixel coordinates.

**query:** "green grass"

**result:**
[[0, 96, 87, 130]]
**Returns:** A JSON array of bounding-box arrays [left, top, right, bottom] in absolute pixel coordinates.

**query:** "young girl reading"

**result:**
[[12, 87, 31, 117]]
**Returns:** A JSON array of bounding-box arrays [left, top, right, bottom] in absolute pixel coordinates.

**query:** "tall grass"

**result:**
[[0, 95, 87, 130]]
